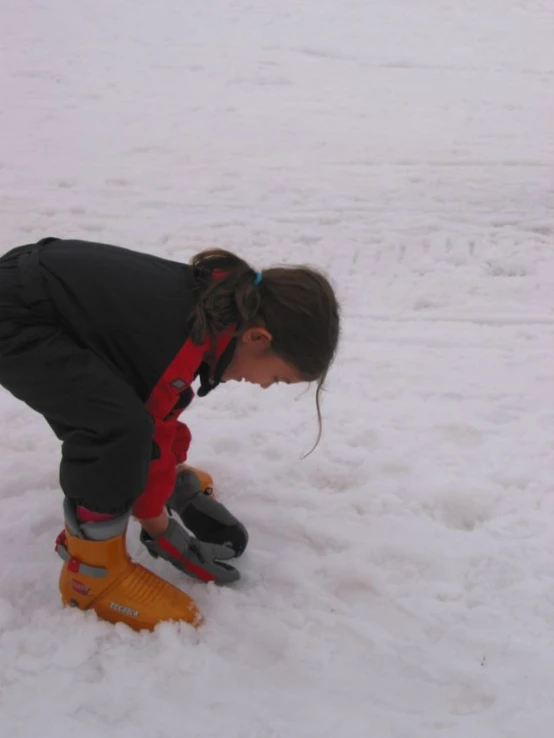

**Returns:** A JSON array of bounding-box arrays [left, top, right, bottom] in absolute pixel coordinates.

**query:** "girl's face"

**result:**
[[222, 328, 303, 389]]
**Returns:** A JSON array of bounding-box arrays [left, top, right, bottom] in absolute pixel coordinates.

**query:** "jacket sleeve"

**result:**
[[133, 343, 199, 519], [172, 420, 192, 463], [132, 417, 191, 519]]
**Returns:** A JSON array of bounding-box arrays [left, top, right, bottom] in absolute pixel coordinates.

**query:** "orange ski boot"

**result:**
[[56, 500, 202, 631], [176, 464, 215, 498], [164, 468, 248, 558]]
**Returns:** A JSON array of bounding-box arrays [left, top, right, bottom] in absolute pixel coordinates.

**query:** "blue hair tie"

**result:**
[[253, 271, 263, 286]]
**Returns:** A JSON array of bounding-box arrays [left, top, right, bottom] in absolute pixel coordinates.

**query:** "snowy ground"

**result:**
[[1, 1, 554, 736]]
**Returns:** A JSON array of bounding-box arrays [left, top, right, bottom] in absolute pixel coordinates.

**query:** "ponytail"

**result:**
[[188, 249, 262, 344]]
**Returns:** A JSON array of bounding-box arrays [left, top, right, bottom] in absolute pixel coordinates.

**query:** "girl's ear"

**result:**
[[241, 327, 273, 349]]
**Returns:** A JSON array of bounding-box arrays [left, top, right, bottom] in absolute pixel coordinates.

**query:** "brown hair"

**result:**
[[189, 249, 340, 449]]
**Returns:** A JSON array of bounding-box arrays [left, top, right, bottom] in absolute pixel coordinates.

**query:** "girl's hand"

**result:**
[[138, 508, 170, 539]]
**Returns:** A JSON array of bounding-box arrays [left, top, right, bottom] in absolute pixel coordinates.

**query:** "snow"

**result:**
[[1, 0, 554, 736]]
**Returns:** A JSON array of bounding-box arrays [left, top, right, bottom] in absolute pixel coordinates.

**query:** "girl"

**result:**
[[0, 238, 340, 630]]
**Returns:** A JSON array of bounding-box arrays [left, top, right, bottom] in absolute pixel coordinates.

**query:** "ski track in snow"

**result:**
[[1, 1, 554, 737]]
